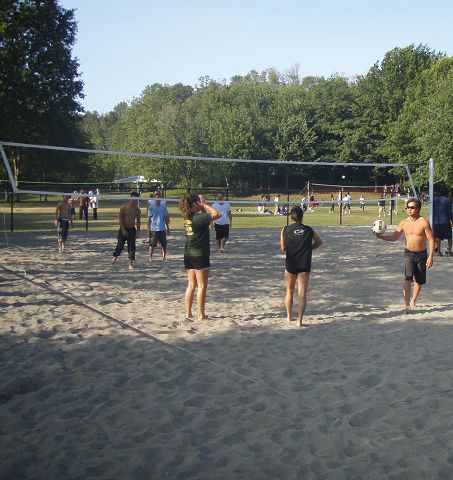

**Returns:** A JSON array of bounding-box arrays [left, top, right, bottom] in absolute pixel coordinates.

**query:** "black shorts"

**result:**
[[215, 224, 230, 240], [149, 231, 167, 248], [404, 249, 427, 285], [433, 223, 452, 240], [57, 218, 69, 241], [184, 255, 210, 270], [285, 266, 311, 275]]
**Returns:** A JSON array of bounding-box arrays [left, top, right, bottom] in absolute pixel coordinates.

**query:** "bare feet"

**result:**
[[410, 301, 416, 310], [296, 320, 303, 327], [198, 315, 209, 321], [128, 264, 134, 271], [405, 305, 411, 314], [287, 316, 292, 323], [111, 256, 118, 265]]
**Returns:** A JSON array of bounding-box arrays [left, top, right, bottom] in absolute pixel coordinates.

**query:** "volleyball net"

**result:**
[[0, 141, 423, 233]]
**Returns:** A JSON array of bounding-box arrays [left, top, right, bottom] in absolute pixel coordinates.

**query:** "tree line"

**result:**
[[1, 1, 452, 192]]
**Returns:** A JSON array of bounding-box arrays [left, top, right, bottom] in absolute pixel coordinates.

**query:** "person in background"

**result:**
[[90, 188, 99, 219], [329, 194, 335, 213], [212, 192, 232, 253], [78, 188, 89, 221], [274, 194, 281, 214], [112, 191, 141, 271], [68, 194, 76, 220], [54, 195, 73, 253], [148, 194, 170, 261], [88, 189, 97, 220], [432, 188, 453, 256], [359, 195, 365, 211], [389, 189, 398, 216], [308, 193, 315, 213], [378, 195, 386, 218], [148, 190, 166, 208]]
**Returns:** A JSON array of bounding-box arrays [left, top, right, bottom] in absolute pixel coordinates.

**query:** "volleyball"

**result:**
[[372, 219, 387, 234]]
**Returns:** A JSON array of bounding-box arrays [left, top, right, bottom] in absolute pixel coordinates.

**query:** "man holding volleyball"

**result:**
[[373, 198, 434, 313]]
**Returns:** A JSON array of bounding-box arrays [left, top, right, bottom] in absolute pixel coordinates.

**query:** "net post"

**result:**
[[0, 143, 18, 191], [339, 187, 343, 226], [10, 182, 14, 232], [428, 157, 434, 225]]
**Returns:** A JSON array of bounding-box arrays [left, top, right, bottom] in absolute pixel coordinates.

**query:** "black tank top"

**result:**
[[283, 223, 314, 271]]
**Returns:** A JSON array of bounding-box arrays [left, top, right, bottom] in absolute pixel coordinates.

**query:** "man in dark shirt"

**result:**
[[433, 189, 453, 256]]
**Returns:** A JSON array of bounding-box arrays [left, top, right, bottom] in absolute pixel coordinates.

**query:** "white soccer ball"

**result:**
[[372, 219, 387, 234]]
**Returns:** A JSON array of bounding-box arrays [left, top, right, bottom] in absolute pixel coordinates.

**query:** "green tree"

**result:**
[[386, 57, 453, 186], [81, 102, 129, 181], [0, 0, 85, 182], [343, 45, 443, 165]]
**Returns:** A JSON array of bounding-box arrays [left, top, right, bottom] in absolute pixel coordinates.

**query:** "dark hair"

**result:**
[[290, 206, 304, 223], [130, 191, 140, 197], [406, 197, 421, 209], [179, 194, 200, 219]]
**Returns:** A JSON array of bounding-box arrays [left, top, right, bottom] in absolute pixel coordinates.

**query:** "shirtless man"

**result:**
[[54, 195, 73, 253], [112, 191, 141, 270], [373, 197, 434, 313]]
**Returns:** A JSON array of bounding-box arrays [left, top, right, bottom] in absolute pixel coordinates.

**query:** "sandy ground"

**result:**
[[0, 226, 452, 480]]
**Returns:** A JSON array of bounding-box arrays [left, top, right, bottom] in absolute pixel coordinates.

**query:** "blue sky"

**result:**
[[60, 0, 453, 113]]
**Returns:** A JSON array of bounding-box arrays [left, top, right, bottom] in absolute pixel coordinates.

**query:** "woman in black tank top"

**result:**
[[280, 206, 323, 327]]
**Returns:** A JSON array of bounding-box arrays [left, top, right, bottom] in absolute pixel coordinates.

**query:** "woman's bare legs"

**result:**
[[195, 269, 210, 320], [285, 270, 310, 327], [185, 268, 210, 320], [284, 271, 297, 323], [185, 269, 197, 319], [296, 272, 310, 327]]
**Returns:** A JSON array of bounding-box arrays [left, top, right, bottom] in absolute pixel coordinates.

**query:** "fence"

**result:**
[[0, 185, 408, 233]]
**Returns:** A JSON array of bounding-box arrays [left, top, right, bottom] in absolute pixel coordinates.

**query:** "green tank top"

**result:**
[[184, 212, 211, 256]]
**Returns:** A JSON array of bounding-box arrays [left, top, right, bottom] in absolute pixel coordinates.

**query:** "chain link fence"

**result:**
[[0, 182, 407, 234]]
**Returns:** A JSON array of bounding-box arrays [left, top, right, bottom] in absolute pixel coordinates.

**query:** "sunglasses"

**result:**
[[406, 205, 417, 209]]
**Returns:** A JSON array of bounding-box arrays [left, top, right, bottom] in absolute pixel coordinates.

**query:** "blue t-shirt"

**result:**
[[148, 204, 168, 231]]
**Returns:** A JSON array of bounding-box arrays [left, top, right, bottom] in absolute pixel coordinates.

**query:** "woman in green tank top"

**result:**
[[179, 194, 220, 321]]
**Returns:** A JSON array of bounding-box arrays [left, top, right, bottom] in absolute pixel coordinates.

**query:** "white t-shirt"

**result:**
[[212, 201, 231, 225]]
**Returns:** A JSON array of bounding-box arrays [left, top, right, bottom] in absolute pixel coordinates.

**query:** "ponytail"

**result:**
[[179, 194, 199, 219]]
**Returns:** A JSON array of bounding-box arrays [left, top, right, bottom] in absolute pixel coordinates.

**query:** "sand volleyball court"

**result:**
[[1, 227, 452, 479]]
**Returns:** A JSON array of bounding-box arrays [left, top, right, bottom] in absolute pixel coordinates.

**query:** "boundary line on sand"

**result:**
[[0, 262, 320, 408]]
